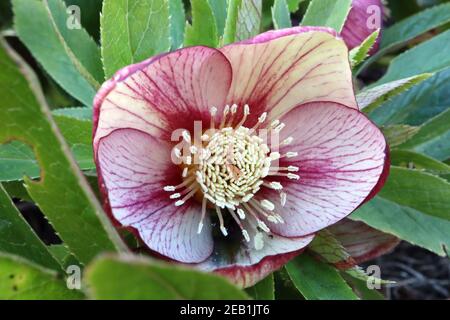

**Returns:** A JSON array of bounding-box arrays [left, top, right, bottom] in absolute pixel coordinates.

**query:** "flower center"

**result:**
[[163, 104, 301, 250], [197, 126, 271, 209]]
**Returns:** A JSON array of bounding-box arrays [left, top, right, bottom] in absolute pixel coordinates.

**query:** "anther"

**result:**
[[260, 199, 275, 211]]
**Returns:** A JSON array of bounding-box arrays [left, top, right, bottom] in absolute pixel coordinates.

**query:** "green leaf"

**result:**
[[208, 0, 228, 36], [236, 0, 262, 40], [372, 30, 450, 87], [0, 184, 61, 270], [0, 109, 95, 182], [13, 0, 102, 106], [0, 253, 83, 299], [349, 30, 379, 68], [0, 40, 126, 264], [352, 166, 450, 256], [358, 74, 432, 114], [0, 141, 40, 182], [85, 255, 250, 300], [223, 0, 241, 45], [378, 167, 450, 221], [301, 0, 352, 32], [53, 114, 95, 171], [63, 0, 103, 39], [390, 150, 450, 179], [369, 68, 450, 126], [287, 0, 305, 13], [48, 244, 80, 269], [271, 0, 291, 29], [308, 231, 392, 285], [398, 108, 450, 161], [52, 106, 92, 120], [285, 254, 358, 300], [101, 0, 171, 79], [184, 0, 219, 47], [2, 181, 32, 201], [246, 274, 274, 300], [352, 196, 450, 257], [274, 268, 304, 299], [382, 125, 420, 148], [359, 3, 450, 73], [169, 0, 185, 49], [343, 275, 385, 300]]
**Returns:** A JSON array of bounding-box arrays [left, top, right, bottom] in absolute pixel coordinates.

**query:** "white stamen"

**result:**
[[260, 199, 275, 211], [287, 173, 300, 180], [269, 182, 283, 190], [216, 206, 228, 236], [244, 104, 250, 115], [175, 200, 184, 206], [170, 193, 181, 199], [220, 226, 228, 236], [237, 208, 246, 220], [258, 112, 267, 123], [242, 230, 250, 242], [197, 222, 203, 234], [285, 152, 298, 158], [257, 220, 270, 233], [270, 120, 280, 128], [254, 232, 264, 250], [287, 166, 299, 172], [182, 167, 188, 177], [274, 123, 286, 133], [270, 152, 280, 160], [164, 186, 176, 191], [210, 106, 217, 116], [280, 192, 287, 206], [197, 197, 207, 234], [281, 137, 293, 145], [231, 104, 238, 114]]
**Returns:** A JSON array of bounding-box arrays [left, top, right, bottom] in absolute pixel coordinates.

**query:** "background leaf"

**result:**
[[85, 255, 250, 300], [352, 166, 450, 256], [360, 3, 450, 73], [286, 254, 359, 300], [13, 0, 102, 106], [101, 0, 171, 78], [398, 109, 450, 161], [0, 109, 95, 182], [0, 40, 126, 264], [236, 0, 262, 40], [169, 0, 185, 49], [272, 0, 292, 29], [349, 30, 379, 68], [246, 274, 274, 300], [223, 0, 241, 45], [0, 253, 84, 299], [358, 74, 432, 113], [382, 125, 420, 147], [184, 0, 219, 47], [371, 30, 450, 86], [0, 184, 61, 270], [390, 150, 450, 179], [301, 0, 352, 32], [208, 0, 228, 37], [369, 68, 450, 126]]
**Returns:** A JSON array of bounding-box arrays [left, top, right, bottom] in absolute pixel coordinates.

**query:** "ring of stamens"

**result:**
[[163, 104, 300, 250]]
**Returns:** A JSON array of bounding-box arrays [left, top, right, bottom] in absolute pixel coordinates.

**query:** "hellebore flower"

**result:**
[[93, 27, 389, 288], [341, 0, 384, 52]]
